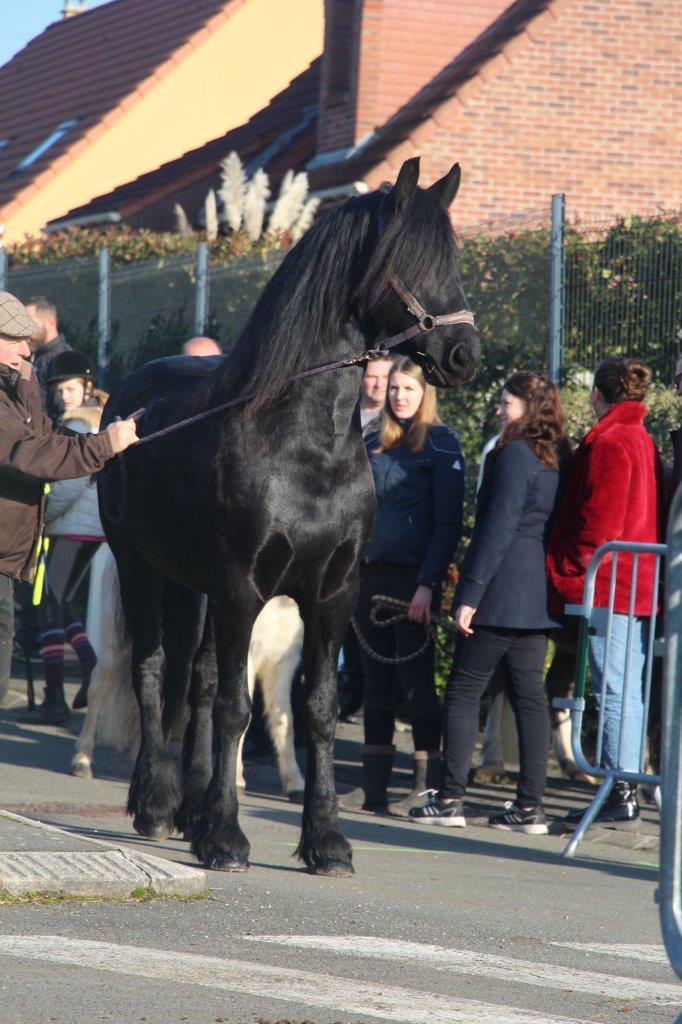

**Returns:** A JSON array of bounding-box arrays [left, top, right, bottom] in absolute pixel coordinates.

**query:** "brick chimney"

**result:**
[[316, 0, 512, 159], [62, 1, 88, 18]]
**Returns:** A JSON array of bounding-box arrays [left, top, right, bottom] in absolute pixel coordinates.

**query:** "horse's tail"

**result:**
[[93, 549, 140, 757]]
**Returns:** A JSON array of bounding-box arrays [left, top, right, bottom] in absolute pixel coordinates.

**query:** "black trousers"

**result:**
[[356, 562, 441, 751], [442, 627, 550, 805]]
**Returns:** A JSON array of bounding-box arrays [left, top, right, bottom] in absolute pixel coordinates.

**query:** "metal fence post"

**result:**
[[97, 247, 111, 390], [0, 249, 8, 292], [660, 482, 682, 978], [194, 242, 210, 336], [548, 192, 565, 383]]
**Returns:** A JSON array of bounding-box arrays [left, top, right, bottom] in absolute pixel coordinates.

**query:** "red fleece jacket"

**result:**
[[547, 401, 664, 615]]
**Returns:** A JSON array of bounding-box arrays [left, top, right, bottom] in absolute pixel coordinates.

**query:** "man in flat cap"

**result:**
[[0, 292, 138, 712]]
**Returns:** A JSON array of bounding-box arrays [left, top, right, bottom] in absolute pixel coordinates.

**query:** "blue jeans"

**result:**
[[588, 610, 648, 772]]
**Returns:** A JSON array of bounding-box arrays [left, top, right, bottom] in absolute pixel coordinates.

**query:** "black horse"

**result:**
[[98, 157, 480, 875]]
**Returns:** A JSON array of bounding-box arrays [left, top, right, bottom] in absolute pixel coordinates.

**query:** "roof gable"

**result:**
[[56, 59, 321, 228], [310, 0, 552, 189], [0, 0, 234, 212]]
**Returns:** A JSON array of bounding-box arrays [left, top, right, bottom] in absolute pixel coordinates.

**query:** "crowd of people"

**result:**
[[0, 287, 672, 838], [349, 351, 666, 835]]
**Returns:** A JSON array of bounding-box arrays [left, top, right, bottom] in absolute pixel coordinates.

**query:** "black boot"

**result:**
[[387, 750, 441, 817], [19, 687, 70, 725], [563, 781, 640, 831], [339, 744, 395, 812], [72, 664, 95, 710]]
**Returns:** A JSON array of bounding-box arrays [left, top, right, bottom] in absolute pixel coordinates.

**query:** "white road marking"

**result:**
[[0, 934, 595, 1024], [554, 942, 670, 966], [244, 934, 682, 1004]]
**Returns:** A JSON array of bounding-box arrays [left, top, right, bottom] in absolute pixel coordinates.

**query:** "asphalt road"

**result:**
[[1, 676, 679, 1024]]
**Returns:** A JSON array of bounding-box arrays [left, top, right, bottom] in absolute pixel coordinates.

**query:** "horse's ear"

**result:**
[[392, 157, 420, 211], [429, 163, 461, 207]]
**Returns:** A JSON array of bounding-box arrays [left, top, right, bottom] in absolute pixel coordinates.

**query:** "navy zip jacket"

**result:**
[[456, 438, 563, 630], [363, 424, 465, 588]]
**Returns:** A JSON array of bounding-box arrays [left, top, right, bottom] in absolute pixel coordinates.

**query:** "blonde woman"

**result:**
[[351, 356, 464, 815]]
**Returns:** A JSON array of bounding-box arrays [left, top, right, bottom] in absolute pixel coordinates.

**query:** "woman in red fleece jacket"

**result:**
[[547, 357, 664, 829]]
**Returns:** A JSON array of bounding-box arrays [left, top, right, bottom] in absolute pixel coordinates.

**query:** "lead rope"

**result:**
[[351, 594, 457, 666]]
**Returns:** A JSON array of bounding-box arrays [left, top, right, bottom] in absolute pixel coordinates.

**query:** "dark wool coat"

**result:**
[[363, 424, 464, 588], [547, 401, 664, 616], [0, 362, 113, 581], [456, 439, 563, 630]]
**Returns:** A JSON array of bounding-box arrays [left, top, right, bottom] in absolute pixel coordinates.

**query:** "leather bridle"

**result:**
[[369, 272, 475, 355]]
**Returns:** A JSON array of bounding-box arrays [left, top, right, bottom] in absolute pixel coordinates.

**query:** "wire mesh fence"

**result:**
[[563, 213, 682, 380], [7, 257, 100, 364], [208, 253, 284, 352], [109, 255, 197, 385], [3, 202, 680, 390]]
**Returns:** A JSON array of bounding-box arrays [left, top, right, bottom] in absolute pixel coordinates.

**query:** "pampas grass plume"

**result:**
[[219, 151, 247, 232]]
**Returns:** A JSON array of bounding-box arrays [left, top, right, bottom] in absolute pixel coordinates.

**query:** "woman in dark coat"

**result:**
[[348, 356, 465, 816], [411, 371, 569, 834]]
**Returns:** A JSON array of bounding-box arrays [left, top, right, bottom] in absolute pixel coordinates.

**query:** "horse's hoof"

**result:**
[[287, 790, 305, 804], [204, 853, 249, 872], [132, 815, 173, 841], [71, 761, 93, 780], [308, 860, 355, 877]]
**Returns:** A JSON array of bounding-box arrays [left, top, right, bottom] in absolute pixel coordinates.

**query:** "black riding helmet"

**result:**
[[45, 351, 96, 386]]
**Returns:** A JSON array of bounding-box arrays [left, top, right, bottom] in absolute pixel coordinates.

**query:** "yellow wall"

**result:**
[[3, 0, 323, 241]]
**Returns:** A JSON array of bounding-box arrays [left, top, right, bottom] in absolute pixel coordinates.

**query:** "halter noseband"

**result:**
[[371, 273, 475, 357]]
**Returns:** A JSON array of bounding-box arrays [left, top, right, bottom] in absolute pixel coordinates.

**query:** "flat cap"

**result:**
[[0, 291, 39, 339]]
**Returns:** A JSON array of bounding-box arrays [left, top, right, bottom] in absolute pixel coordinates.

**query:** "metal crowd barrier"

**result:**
[[660, 485, 682, 978], [553, 540, 665, 858]]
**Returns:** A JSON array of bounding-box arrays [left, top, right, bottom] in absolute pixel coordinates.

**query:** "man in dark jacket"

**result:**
[[0, 292, 138, 715], [25, 296, 73, 422]]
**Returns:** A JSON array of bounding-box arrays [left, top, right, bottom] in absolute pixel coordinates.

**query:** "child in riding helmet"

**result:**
[[21, 352, 109, 724]]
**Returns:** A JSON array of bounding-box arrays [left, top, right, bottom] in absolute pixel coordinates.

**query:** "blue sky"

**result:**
[[1, 1, 111, 68]]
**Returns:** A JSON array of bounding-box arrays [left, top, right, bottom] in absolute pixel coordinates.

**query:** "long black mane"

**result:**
[[203, 184, 459, 414]]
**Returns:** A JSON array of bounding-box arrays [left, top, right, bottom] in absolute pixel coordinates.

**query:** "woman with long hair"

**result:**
[[411, 371, 569, 833], [347, 356, 465, 816], [547, 357, 664, 829]]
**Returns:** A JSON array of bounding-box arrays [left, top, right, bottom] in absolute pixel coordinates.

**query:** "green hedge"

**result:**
[[5, 225, 287, 269]]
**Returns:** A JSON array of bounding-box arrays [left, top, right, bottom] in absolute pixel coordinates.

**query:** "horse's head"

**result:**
[[365, 157, 480, 387]]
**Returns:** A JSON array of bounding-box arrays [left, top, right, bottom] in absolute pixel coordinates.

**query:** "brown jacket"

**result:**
[[0, 361, 114, 581]]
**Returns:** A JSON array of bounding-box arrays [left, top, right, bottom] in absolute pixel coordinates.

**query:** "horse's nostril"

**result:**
[[447, 344, 467, 371]]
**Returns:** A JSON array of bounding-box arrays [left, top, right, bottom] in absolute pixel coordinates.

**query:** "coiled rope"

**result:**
[[351, 594, 457, 666]]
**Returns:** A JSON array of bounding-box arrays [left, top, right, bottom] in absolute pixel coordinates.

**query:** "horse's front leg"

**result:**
[[192, 591, 259, 871], [296, 580, 355, 876]]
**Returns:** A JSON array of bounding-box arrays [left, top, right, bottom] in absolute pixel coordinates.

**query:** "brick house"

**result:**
[[0, 0, 323, 242], [55, 0, 682, 231]]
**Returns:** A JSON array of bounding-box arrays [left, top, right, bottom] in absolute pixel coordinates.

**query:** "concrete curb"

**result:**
[[0, 811, 208, 898]]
